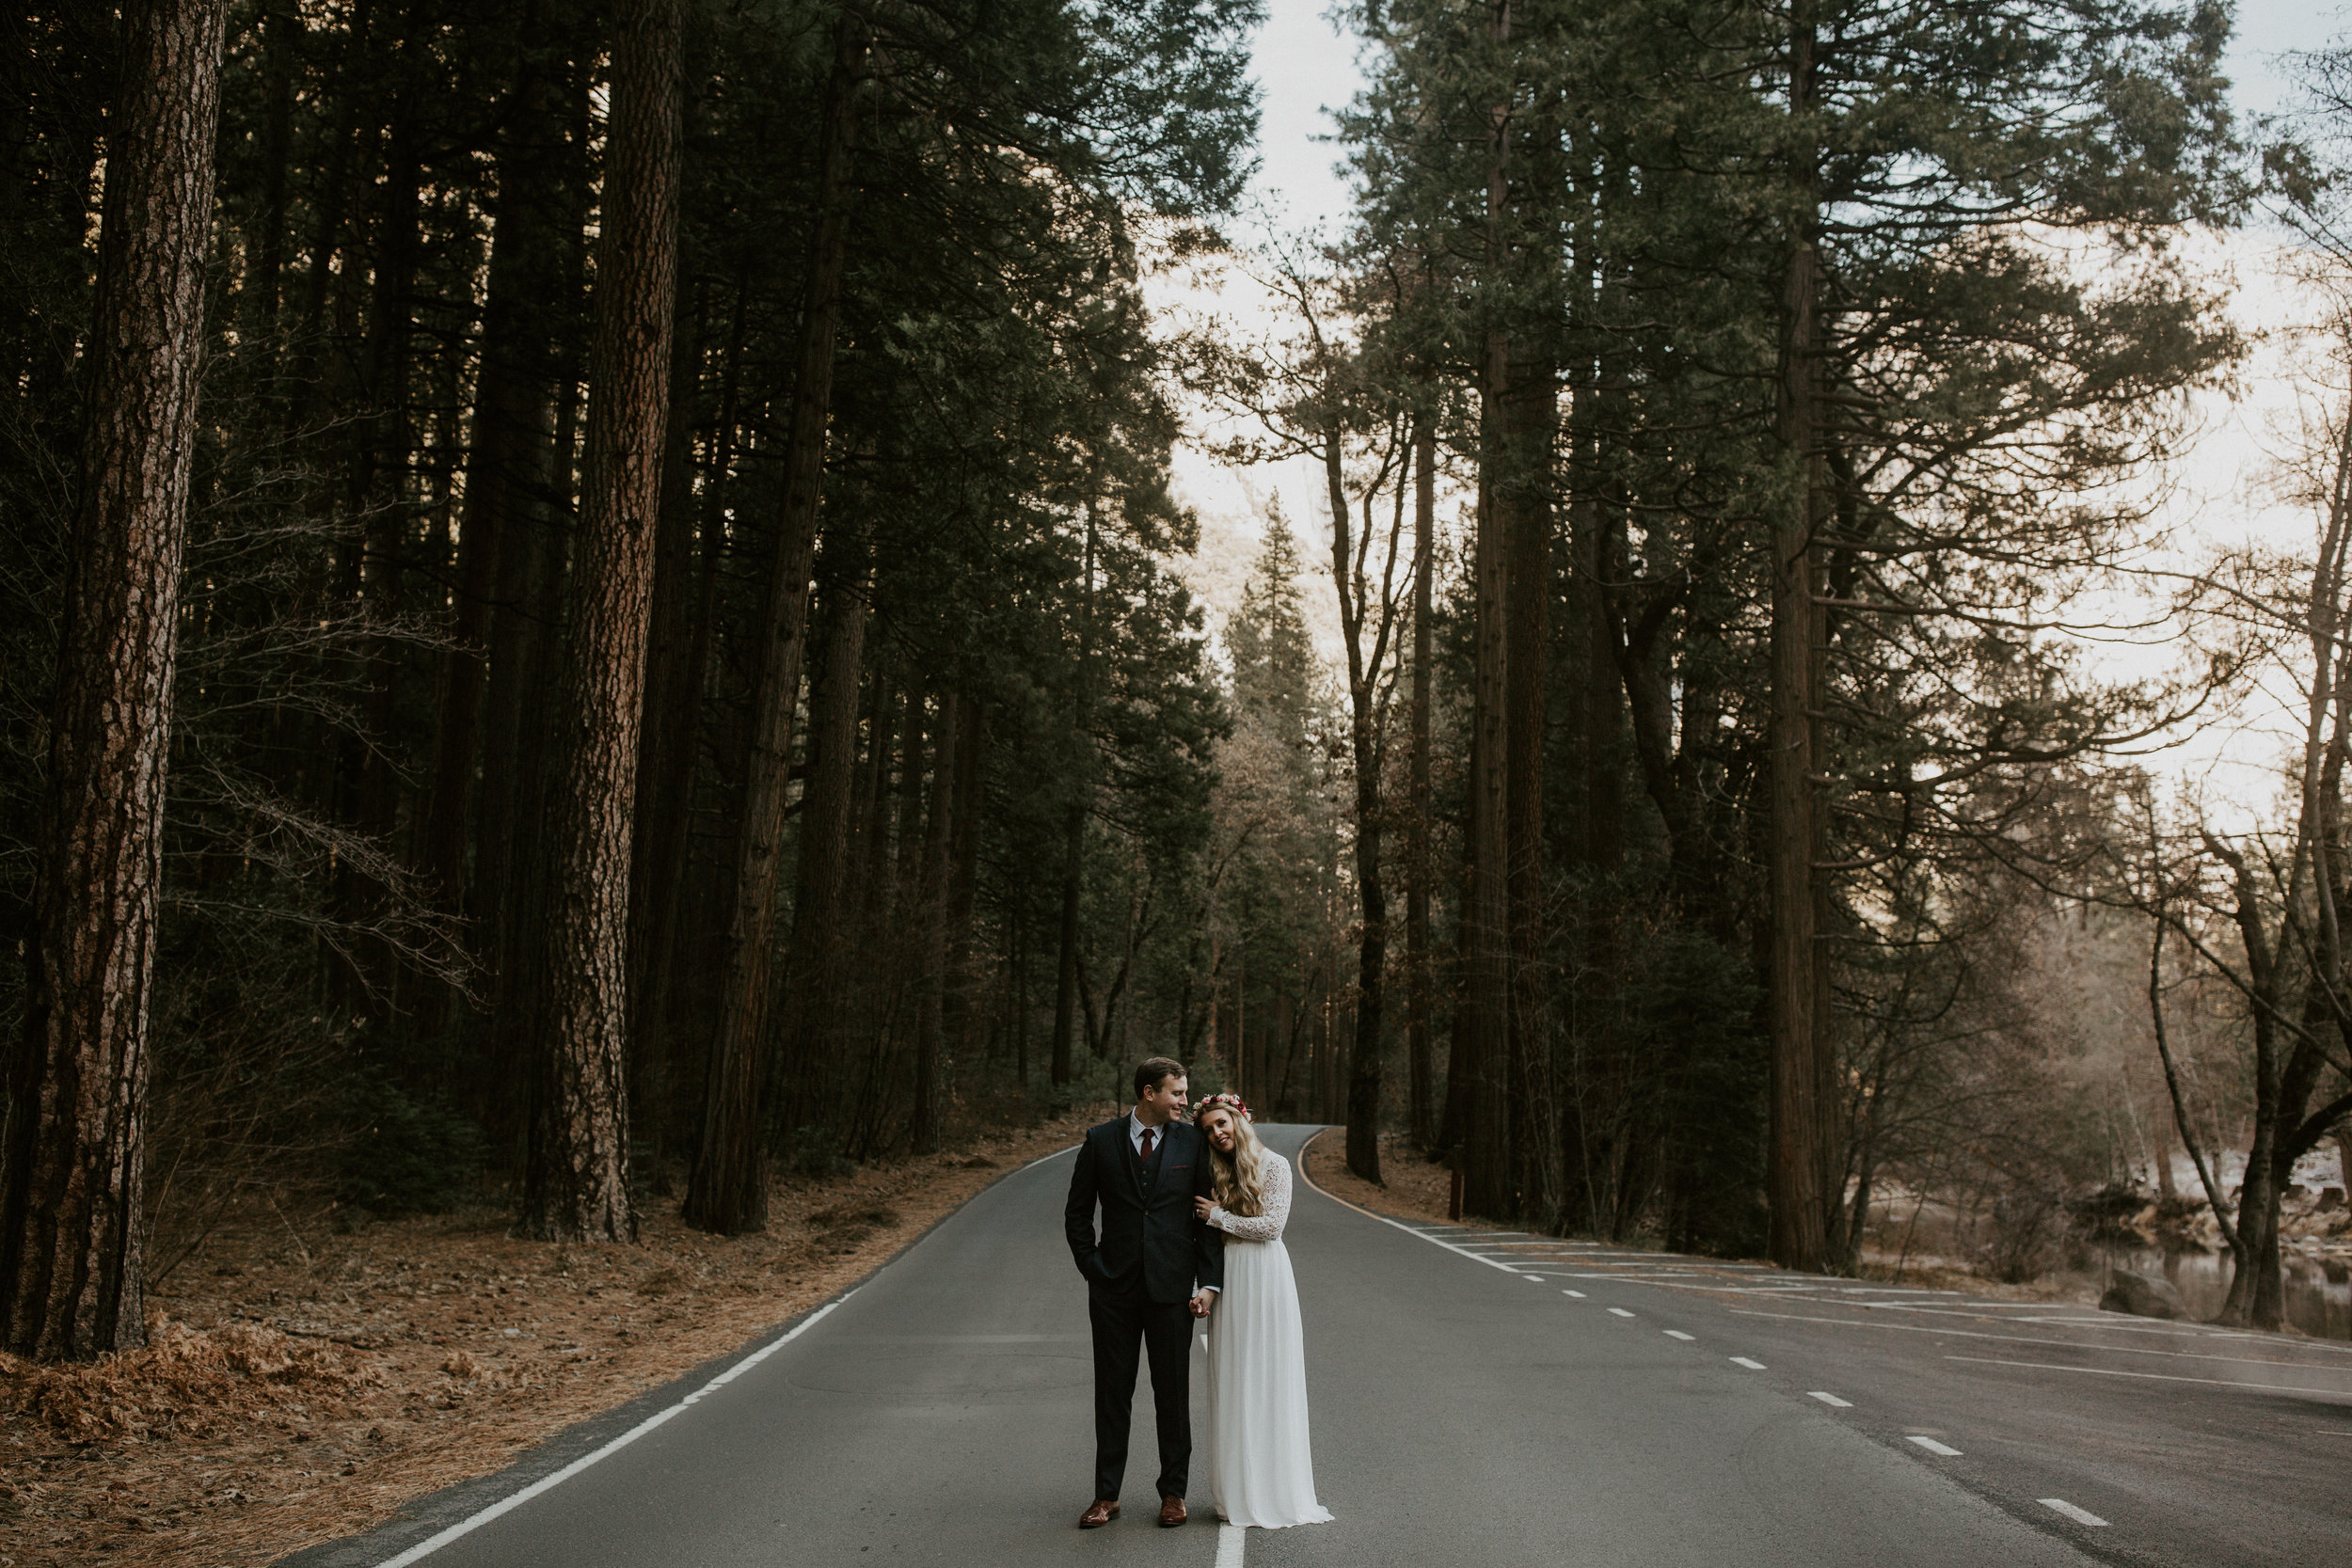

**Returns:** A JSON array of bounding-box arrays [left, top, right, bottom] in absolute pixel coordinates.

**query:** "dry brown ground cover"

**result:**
[[0, 1109, 1105, 1568], [1297, 1129, 1454, 1225]]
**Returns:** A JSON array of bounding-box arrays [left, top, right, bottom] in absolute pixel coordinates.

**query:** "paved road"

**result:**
[[290, 1124, 2352, 1568]]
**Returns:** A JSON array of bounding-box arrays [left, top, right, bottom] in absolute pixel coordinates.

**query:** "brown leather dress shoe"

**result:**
[[1158, 1496, 1187, 1528], [1078, 1499, 1119, 1528]]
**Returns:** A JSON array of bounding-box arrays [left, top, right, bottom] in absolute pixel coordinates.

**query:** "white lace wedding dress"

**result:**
[[1199, 1151, 1334, 1528]]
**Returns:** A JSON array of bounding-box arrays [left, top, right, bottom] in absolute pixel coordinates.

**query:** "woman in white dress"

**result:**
[[1189, 1094, 1334, 1530]]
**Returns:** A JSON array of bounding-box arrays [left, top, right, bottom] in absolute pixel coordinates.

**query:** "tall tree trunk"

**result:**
[[684, 9, 870, 1235], [641, 270, 751, 1133], [1322, 424, 1387, 1183], [474, 56, 588, 1148], [1463, 9, 1517, 1211], [1407, 412, 1437, 1152], [941, 698, 988, 1075], [419, 9, 564, 958], [244, 0, 297, 339], [516, 0, 682, 1243], [1766, 0, 1832, 1272], [910, 689, 961, 1153], [625, 293, 703, 1156], [775, 546, 870, 1143], [1051, 801, 1085, 1088], [0, 0, 228, 1361], [1502, 340, 1554, 1221]]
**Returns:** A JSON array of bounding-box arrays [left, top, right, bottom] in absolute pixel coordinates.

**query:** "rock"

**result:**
[[2099, 1269, 2186, 1321], [2320, 1187, 2344, 1212]]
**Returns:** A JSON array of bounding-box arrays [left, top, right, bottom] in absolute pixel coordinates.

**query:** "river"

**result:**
[[2099, 1243, 2352, 1339]]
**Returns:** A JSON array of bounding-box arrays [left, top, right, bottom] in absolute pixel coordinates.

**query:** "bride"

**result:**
[[1189, 1094, 1334, 1529]]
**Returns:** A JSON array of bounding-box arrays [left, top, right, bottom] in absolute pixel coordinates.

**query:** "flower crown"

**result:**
[[1194, 1091, 1251, 1121]]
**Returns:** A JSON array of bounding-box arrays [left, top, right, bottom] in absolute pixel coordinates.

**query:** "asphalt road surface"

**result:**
[[287, 1124, 2352, 1568]]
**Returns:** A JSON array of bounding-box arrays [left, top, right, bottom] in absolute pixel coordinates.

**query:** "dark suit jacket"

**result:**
[[1064, 1117, 1224, 1305]]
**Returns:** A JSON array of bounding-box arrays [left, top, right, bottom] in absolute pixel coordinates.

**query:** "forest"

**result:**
[[7, 0, 2352, 1372]]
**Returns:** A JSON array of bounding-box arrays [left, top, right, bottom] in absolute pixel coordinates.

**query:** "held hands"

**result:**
[[1189, 1289, 1216, 1319]]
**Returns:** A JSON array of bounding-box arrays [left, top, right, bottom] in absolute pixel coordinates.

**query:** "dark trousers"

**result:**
[[1089, 1275, 1193, 1502]]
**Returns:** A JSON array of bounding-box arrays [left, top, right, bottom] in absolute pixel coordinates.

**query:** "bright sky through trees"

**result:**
[[1213, 0, 2352, 818]]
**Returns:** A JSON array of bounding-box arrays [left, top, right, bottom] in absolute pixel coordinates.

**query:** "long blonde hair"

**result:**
[[1198, 1103, 1267, 1217]]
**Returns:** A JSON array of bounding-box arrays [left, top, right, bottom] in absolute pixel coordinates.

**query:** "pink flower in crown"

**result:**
[[1194, 1091, 1251, 1122]]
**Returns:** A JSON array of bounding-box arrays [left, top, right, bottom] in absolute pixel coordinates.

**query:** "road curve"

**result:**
[[281, 1124, 2348, 1567]]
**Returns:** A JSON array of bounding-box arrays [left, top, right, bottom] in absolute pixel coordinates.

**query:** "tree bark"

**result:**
[[516, 0, 682, 1243], [1407, 413, 1437, 1152], [1502, 339, 1554, 1221], [1051, 800, 1085, 1088], [0, 0, 229, 1360], [910, 689, 961, 1153], [1460, 0, 1516, 1217], [776, 548, 871, 1140], [684, 8, 870, 1234], [419, 10, 565, 950], [625, 293, 704, 1155], [1765, 0, 1832, 1273]]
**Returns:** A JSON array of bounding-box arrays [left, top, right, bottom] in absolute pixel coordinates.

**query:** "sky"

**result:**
[[1172, 0, 2352, 817], [1239, 0, 2352, 230]]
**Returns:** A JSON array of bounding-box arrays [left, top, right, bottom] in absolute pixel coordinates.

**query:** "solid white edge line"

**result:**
[[1905, 1435, 1963, 1457], [372, 1294, 854, 1567], [2038, 1498, 2110, 1528], [1807, 1391, 1851, 1407], [1023, 1144, 1080, 1169], [1216, 1521, 1248, 1566], [1288, 1144, 1523, 1275]]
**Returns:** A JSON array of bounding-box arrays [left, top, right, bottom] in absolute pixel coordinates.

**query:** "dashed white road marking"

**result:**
[[1664, 1330, 1695, 1341], [1608, 1307, 1637, 1319], [1906, 1435, 1963, 1457], [1808, 1391, 1851, 1407], [1216, 1522, 1248, 1565], [371, 1295, 853, 1566], [1562, 1290, 1586, 1298], [2039, 1499, 2109, 1528], [1730, 1356, 1767, 1370]]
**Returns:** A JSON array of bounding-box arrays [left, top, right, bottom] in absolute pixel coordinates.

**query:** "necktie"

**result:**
[[1139, 1128, 1156, 1163]]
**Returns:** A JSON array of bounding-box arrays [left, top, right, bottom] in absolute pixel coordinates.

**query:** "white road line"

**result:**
[[1808, 1391, 1851, 1407], [1023, 1144, 1080, 1169], [1664, 1330, 1696, 1341], [1729, 1307, 2352, 1370], [1216, 1522, 1248, 1566], [1562, 1290, 1586, 1298], [1947, 1354, 2352, 1398], [1906, 1435, 1963, 1457], [1730, 1356, 1767, 1370], [1290, 1161, 1527, 1275], [1523, 1275, 1546, 1282], [2039, 1498, 2109, 1528], [1608, 1307, 1637, 1318], [373, 1295, 852, 1566]]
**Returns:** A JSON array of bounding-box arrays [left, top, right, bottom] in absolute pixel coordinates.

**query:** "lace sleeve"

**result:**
[[1211, 1154, 1291, 1242]]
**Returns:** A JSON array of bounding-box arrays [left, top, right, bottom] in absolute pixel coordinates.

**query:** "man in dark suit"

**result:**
[[1064, 1055, 1223, 1529]]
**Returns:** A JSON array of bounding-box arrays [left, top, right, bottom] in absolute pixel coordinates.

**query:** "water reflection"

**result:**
[[2098, 1244, 2352, 1340]]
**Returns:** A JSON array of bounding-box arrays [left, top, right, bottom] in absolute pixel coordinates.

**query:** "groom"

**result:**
[[1063, 1056, 1223, 1529]]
